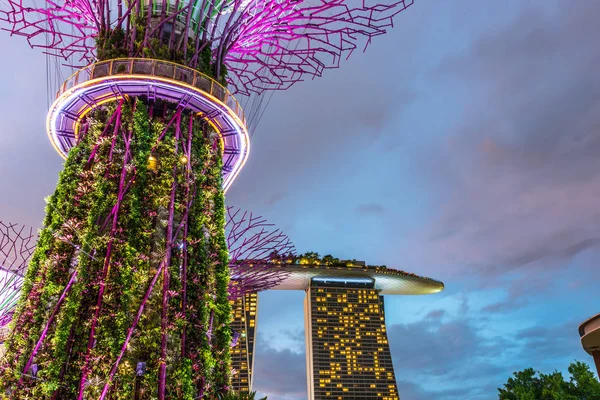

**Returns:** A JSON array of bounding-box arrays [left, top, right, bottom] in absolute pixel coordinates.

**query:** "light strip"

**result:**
[[46, 76, 249, 192], [312, 277, 374, 285]]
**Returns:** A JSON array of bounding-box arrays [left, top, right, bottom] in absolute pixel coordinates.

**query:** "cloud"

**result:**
[[395, 380, 430, 400], [253, 334, 307, 400], [279, 328, 305, 345], [425, 309, 445, 319], [480, 270, 553, 313], [389, 318, 503, 377], [514, 320, 583, 363], [355, 203, 385, 215], [396, 381, 490, 400], [402, 2, 600, 283], [386, 305, 588, 400], [387, 311, 509, 399], [265, 192, 288, 206]]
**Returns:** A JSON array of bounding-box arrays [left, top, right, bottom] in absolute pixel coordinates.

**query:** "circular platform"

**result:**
[[47, 58, 249, 192], [580, 313, 600, 355]]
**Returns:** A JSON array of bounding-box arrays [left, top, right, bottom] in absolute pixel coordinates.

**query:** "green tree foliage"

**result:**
[[498, 361, 600, 400], [218, 390, 267, 400]]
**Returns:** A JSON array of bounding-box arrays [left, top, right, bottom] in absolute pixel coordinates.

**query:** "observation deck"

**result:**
[[266, 263, 444, 295], [47, 58, 249, 191], [579, 313, 600, 375]]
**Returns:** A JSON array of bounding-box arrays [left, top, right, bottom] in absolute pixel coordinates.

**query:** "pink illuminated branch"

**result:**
[[0, 222, 36, 328], [0, 221, 35, 273], [224, 0, 414, 94], [225, 206, 294, 299]]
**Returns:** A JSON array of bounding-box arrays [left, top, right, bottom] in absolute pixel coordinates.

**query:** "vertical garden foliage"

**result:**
[[0, 100, 232, 399]]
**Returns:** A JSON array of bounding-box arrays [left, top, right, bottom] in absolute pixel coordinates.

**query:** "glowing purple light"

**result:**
[[47, 74, 250, 192]]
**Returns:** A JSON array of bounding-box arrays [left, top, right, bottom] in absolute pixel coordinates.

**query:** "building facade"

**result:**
[[230, 292, 259, 393], [305, 279, 399, 400]]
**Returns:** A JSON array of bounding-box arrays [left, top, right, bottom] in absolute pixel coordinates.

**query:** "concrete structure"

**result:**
[[579, 313, 600, 377], [230, 293, 259, 393], [229, 261, 443, 398], [275, 263, 443, 295]]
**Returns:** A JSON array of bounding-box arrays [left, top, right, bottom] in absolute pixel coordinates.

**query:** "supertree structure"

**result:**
[[0, 0, 413, 397], [1, 0, 413, 95]]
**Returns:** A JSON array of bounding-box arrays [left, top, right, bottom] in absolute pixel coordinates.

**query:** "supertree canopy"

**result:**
[[1, 0, 413, 94], [0, 0, 412, 397]]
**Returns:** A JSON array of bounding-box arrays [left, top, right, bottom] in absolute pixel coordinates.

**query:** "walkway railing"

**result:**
[[57, 58, 246, 125]]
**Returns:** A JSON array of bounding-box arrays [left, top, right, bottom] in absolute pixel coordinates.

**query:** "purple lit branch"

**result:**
[[0, 222, 36, 328], [225, 206, 294, 299], [224, 0, 414, 94], [0, 221, 35, 273], [0, 0, 99, 62], [0, 0, 414, 94], [227, 262, 290, 300]]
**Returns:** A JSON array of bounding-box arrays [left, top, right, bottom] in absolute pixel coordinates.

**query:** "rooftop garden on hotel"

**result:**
[[253, 252, 443, 284]]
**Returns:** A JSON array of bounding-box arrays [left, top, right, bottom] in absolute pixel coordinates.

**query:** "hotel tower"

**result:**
[[305, 279, 398, 399], [230, 293, 259, 393]]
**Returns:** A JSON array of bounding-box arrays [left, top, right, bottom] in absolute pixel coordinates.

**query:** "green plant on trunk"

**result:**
[[0, 99, 231, 399], [95, 23, 228, 86]]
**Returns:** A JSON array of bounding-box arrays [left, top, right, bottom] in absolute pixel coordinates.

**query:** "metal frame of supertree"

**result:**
[[0, 222, 36, 330], [0, 0, 414, 94], [226, 206, 294, 300]]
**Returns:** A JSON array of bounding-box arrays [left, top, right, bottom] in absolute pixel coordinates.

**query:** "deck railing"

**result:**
[[57, 58, 246, 125]]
